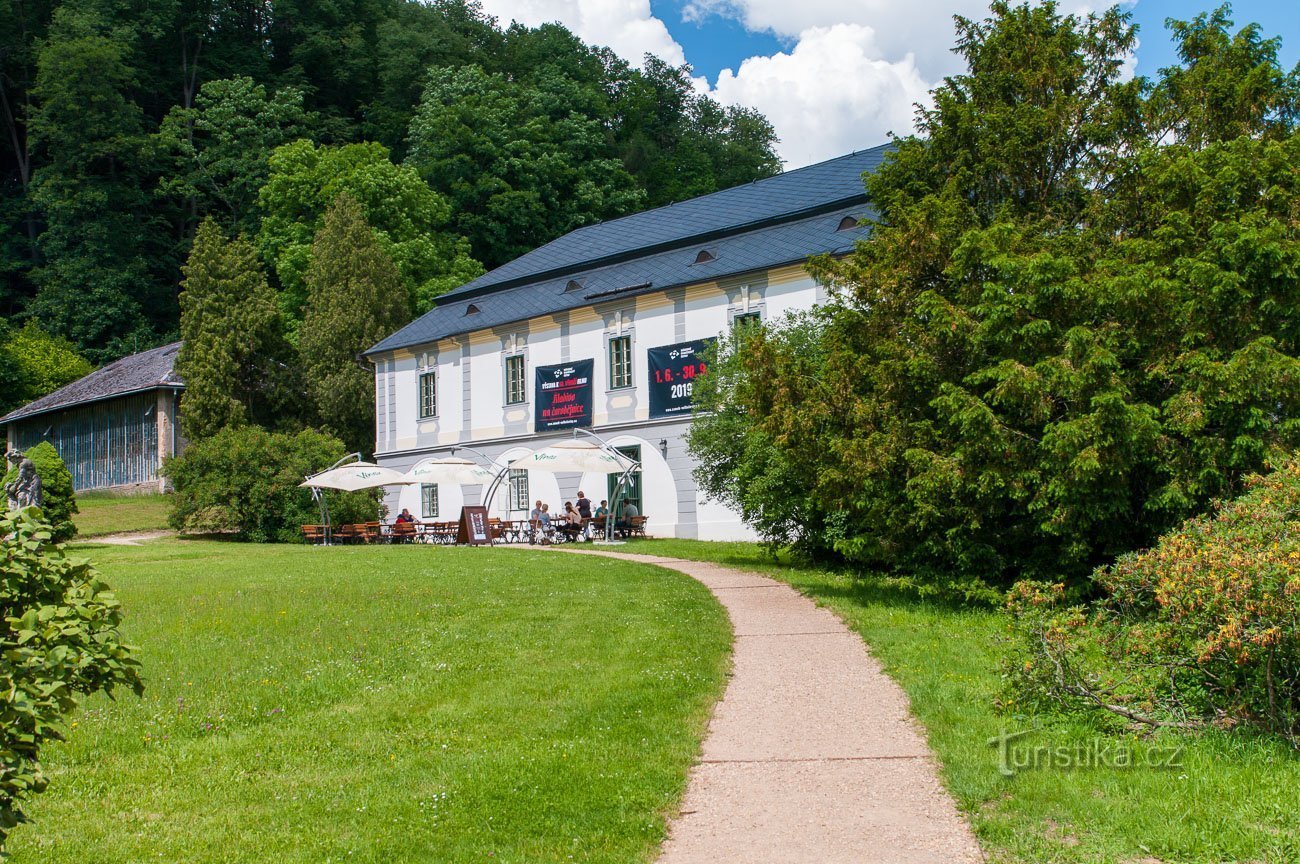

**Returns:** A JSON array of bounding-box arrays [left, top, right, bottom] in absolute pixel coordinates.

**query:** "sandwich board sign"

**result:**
[[457, 506, 492, 545]]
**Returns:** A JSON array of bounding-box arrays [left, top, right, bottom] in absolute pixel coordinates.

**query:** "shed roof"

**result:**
[[368, 145, 888, 356], [1, 341, 184, 425]]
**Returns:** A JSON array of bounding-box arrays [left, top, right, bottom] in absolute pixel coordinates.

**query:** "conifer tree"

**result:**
[[177, 219, 296, 440], [299, 194, 411, 453]]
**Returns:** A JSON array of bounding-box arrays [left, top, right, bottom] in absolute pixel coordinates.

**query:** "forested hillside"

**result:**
[[0, 0, 781, 369]]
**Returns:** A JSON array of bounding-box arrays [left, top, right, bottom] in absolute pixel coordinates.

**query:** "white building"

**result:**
[[364, 146, 887, 539]]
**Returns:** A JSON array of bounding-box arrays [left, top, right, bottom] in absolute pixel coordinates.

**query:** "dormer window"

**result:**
[[836, 215, 860, 231], [465, 303, 480, 316], [564, 279, 584, 293], [693, 249, 716, 265]]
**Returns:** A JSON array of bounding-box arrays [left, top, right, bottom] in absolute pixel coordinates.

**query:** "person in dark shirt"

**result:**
[[575, 491, 593, 540], [395, 508, 415, 524]]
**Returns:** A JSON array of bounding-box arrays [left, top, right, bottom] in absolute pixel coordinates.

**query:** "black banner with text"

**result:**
[[535, 359, 594, 431], [647, 338, 714, 418]]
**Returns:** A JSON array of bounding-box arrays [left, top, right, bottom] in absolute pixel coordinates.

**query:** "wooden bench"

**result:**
[[628, 515, 649, 538], [301, 524, 326, 544]]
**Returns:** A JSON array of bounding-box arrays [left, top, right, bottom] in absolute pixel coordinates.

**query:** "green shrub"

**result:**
[[1006, 459, 1300, 740], [162, 426, 381, 542], [0, 508, 143, 849], [3, 442, 78, 542]]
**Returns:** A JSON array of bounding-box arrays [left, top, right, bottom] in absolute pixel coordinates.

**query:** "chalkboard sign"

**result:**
[[647, 338, 715, 418], [535, 359, 594, 431], [457, 506, 492, 546]]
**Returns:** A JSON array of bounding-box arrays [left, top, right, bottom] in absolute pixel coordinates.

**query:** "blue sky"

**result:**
[[653, 1, 1299, 81], [478, 1, 1299, 167]]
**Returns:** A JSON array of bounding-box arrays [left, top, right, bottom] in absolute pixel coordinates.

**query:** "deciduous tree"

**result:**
[[258, 140, 481, 323], [406, 63, 645, 269]]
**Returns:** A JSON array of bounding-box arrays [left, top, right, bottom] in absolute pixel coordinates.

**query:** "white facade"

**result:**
[[369, 263, 824, 540]]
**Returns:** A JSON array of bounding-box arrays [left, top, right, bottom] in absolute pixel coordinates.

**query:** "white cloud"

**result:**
[[476, 0, 688, 67], [682, 0, 989, 80], [707, 24, 932, 167]]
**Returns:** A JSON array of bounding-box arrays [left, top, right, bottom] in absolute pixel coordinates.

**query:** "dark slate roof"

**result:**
[[369, 204, 874, 352], [368, 145, 888, 355], [0, 341, 184, 424]]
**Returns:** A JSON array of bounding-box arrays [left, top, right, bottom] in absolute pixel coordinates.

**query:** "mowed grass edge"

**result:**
[[8, 540, 732, 864], [72, 491, 172, 538], [630, 538, 1300, 864]]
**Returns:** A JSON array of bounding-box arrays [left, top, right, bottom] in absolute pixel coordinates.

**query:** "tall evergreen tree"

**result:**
[[689, 2, 1300, 597], [1152, 5, 1300, 149], [299, 194, 410, 453], [176, 219, 296, 440]]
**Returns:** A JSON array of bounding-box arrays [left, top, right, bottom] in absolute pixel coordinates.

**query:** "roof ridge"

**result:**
[[561, 144, 890, 238]]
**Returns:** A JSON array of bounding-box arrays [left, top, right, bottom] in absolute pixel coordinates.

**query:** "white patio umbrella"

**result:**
[[300, 461, 414, 544], [506, 440, 640, 545], [402, 457, 497, 486], [507, 440, 635, 474], [299, 462, 414, 491]]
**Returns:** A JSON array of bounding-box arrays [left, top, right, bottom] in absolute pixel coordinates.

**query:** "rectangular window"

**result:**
[[420, 484, 439, 519], [608, 335, 633, 390], [607, 445, 643, 515], [505, 354, 526, 404], [418, 371, 436, 418], [732, 311, 762, 331], [508, 468, 529, 511]]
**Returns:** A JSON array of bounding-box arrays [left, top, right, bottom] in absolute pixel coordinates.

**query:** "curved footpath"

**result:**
[[553, 547, 983, 864]]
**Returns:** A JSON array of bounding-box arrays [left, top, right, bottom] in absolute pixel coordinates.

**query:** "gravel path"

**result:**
[[554, 548, 984, 864], [78, 530, 173, 546]]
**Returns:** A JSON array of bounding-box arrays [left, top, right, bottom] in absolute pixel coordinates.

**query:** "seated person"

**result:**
[[615, 500, 640, 534], [528, 500, 544, 543], [395, 508, 415, 524], [537, 503, 554, 544], [559, 502, 584, 540], [594, 500, 609, 521]]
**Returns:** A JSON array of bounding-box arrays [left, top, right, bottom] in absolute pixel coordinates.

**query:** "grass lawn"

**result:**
[[625, 539, 1300, 864], [72, 491, 172, 538], [8, 540, 731, 864]]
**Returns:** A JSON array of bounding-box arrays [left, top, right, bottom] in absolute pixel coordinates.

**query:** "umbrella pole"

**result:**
[[562, 428, 639, 546], [452, 445, 509, 514], [599, 466, 637, 546], [316, 488, 333, 545]]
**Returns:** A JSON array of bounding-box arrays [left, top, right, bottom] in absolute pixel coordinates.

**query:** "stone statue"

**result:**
[[4, 452, 42, 511]]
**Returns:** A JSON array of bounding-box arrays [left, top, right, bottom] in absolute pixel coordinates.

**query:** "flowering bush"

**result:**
[[0, 509, 143, 848], [1006, 459, 1300, 739]]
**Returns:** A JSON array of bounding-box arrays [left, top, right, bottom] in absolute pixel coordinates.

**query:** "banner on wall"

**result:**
[[535, 359, 594, 431], [647, 338, 715, 419]]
